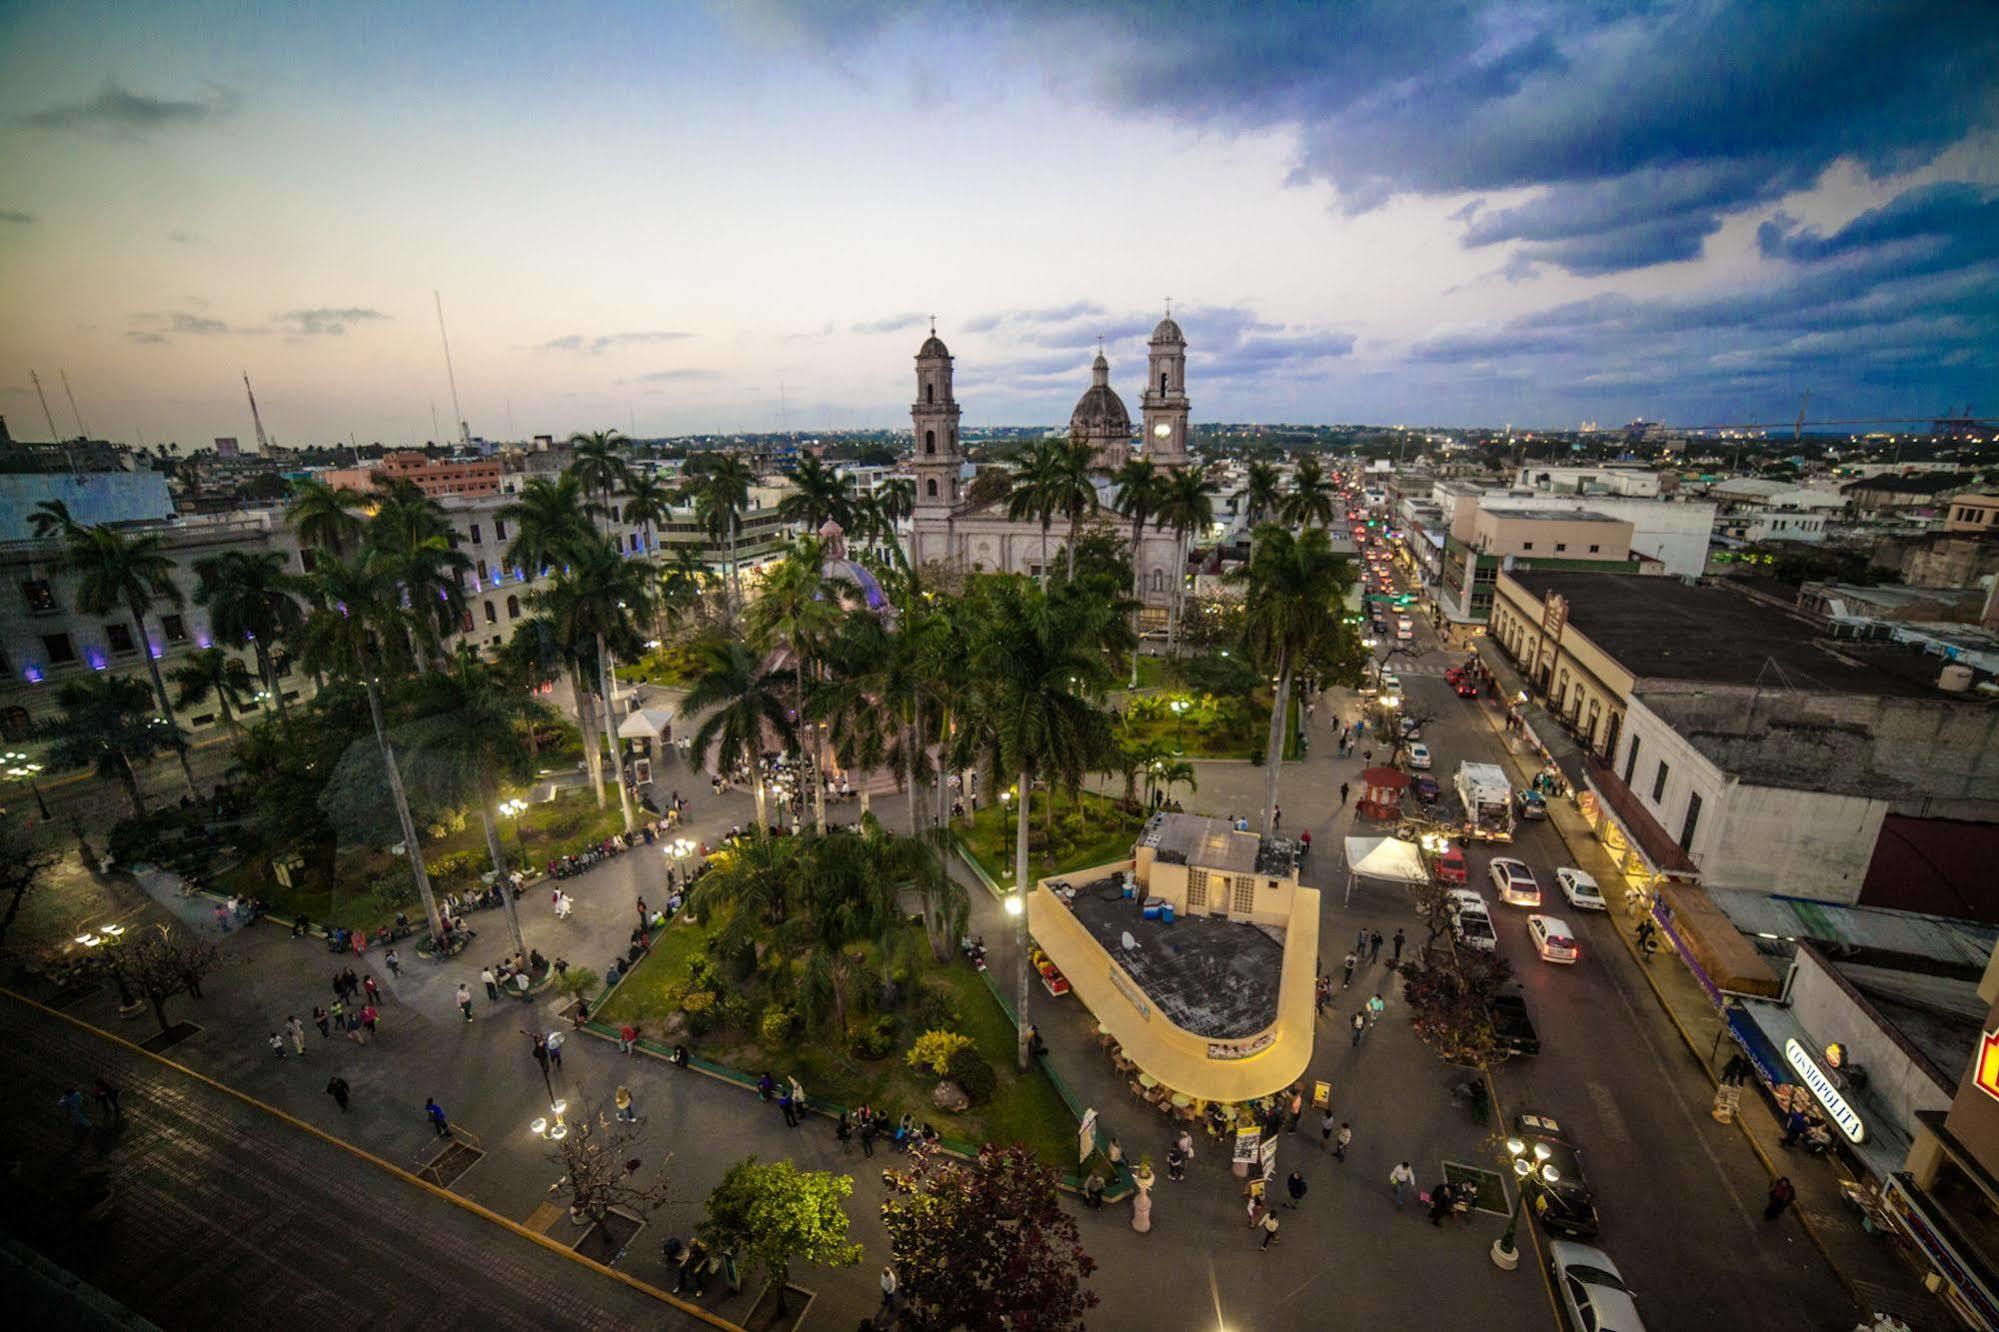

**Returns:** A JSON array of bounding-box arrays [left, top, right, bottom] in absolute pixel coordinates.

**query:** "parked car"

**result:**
[[1413, 775, 1441, 804], [1517, 789, 1549, 820], [1556, 868, 1606, 911], [1407, 743, 1432, 770], [1527, 914, 1580, 964], [1549, 1240, 1645, 1331], [1453, 900, 1497, 952], [1488, 985, 1540, 1057], [1489, 857, 1541, 907], [1433, 844, 1468, 884], [1515, 1113, 1600, 1236]]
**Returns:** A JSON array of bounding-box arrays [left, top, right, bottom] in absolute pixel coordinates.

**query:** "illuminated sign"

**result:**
[[1785, 1038, 1866, 1144], [1973, 1029, 1999, 1104]]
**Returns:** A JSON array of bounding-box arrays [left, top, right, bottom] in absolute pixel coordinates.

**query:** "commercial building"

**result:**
[[320, 451, 505, 499], [1512, 463, 1676, 498], [1438, 498, 1647, 624], [1844, 472, 1977, 515]]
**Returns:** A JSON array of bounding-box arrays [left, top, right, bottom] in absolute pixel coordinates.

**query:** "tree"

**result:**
[[681, 454, 755, 618], [192, 550, 304, 720], [654, 544, 711, 641], [500, 476, 611, 803], [284, 478, 368, 557], [1046, 431, 1099, 582], [880, 1143, 1099, 1332], [1279, 454, 1337, 531], [1237, 525, 1358, 835], [1399, 942, 1514, 1068], [44, 675, 179, 816], [1243, 459, 1283, 530], [685, 640, 796, 830], [870, 476, 916, 571], [28, 498, 80, 540], [541, 539, 653, 833], [1109, 459, 1164, 683], [778, 452, 855, 533], [745, 539, 844, 833], [1151, 468, 1213, 656], [112, 922, 221, 1036], [168, 647, 257, 733], [699, 1157, 861, 1315], [619, 470, 674, 557], [1005, 438, 1066, 587], [55, 524, 198, 796], [546, 1110, 671, 1225], [0, 822, 61, 951], [367, 478, 473, 667], [567, 429, 631, 541]]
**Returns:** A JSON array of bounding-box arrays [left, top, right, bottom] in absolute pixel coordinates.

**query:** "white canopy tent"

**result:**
[[617, 707, 675, 743], [1342, 835, 1430, 906]]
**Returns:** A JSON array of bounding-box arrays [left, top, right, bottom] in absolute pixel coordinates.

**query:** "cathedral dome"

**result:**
[[917, 334, 950, 359], [1151, 315, 1185, 344], [1070, 383, 1130, 434]]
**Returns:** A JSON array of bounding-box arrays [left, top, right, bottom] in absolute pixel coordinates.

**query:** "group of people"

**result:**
[[835, 1104, 935, 1157]]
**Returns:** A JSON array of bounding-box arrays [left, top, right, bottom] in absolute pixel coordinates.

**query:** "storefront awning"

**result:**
[[1734, 998, 1912, 1182], [1582, 753, 1700, 878]]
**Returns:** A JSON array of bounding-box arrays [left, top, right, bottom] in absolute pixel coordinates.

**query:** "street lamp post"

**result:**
[[5, 752, 50, 820], [1492, 1134, 1551, 1269], [1000, 790, 1013, 880], [1170, 698, 1189, 753], [78, 922, 137, 1012], [530, 1098, 570, 1142], [499, 798, 529, 864]]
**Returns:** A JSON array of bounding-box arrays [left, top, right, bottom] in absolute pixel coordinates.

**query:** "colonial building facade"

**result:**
[[907, 313, 1192, 610]]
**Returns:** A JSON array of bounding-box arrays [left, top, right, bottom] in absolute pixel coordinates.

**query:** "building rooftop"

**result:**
[[1064, 874, 1281, 1039], [1141, 812, 1296, 877], [1844, 472, 1976, 495], [1483, 506, 1625, 524]]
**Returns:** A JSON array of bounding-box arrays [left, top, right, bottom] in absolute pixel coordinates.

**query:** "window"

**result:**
[[1680, 791, 1703, 852], [19, 579, 56, 614], [1187, 869, 1207, 908], [470, 523, 482, 544], [630, 533, 641, 551], [1588, 544, 1600, 553], [1160, 372, 1169, 393], [460, 610, 474, 633], [925, 479, 938, 498], [507, 594, 520, 619], [1522, 541, 1534, 551], [925, 383, 934, 404], [300, 548, 318, 573], [1623, 735, 1641, 786], [924, 429, 935, 454], [484, 599, 496, 625], [495, 518, 508, 541], [1554, 543, 1567, 552], [0, 706, 30, 742], [477, 559, 489, 582], [1233, 876, 1256, 915], [43, 632, 76, 664], [160, 614, 188, 643], [105, 623, 137, 654], [1651, 760, 1669, 803]]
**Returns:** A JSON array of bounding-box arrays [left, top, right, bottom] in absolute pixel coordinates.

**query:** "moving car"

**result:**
[[1395, 617, 1414, 640], [1515, 1113, 1600, 1237], [1548, 1241, 1645, 1331], [1488, 857, 1541, 907], [1398, 716, 1422, 739], [1379, 670, 1401, 689], [1488, 985, 1540, 1057], [1406, 742, 1432, 770], [1527, 914, 1580, 964], [1517, 789, 1549, 820], [1433, 844, 1468, 885], [1455, 678, 1481, 699], [1413, 775, 1441, 804], [1556, 868, 1606, 911], [1452, 898, 1497, 952]]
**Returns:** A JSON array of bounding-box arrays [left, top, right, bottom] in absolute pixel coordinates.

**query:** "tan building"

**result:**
[[1470, 507, 1633, 563], [1948, 493, 1999, 534], [322, 451, 504, 499], [1489, 571, 1639, 763]]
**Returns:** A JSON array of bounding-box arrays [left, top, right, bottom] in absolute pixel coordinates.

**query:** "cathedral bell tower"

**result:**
[[1141, 306, 1190, 470], [911, 321, 962, 537]]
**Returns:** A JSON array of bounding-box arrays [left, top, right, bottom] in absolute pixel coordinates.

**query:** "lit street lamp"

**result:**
[[1170, 698, 1190, 753], [1000, 789, 1014, 880], [1492, 1133, 1552, 1269], [499, 797, 529, 863], [530, 1098, 571, 1142], [78, 922, 137, 1011], [5, 751, 50, 820]]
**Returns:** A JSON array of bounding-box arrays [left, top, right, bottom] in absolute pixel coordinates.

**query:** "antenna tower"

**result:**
[[244, 371, 271, 450], [59, 371, 88, 438], [29, 370, 61, 442], [433, 290, 472, 447]]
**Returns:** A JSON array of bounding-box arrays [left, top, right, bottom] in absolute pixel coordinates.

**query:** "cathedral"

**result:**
[[907, 311, 1193, 614]]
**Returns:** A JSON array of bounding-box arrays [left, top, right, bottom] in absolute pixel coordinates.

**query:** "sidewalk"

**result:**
[[1469, 644, 1941, 1327]]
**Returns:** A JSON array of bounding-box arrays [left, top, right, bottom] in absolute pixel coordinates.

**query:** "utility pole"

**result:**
[[434, 290, 471, 448]]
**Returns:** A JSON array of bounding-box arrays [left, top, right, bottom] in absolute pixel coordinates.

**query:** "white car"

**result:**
[[1407, 742, 1432, 770], [1398, 716, 1422, 739], [1453, 902, 1497, 952], [1489, 857, 1541, 907], [1379, 670, 1401, 689], [1550, 1241, 1647, 1331], [1557, 868, 1607, 911], [1528, 914, 1580, 964]]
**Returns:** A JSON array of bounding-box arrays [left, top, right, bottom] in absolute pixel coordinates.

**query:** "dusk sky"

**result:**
[[2, 1, 1995, 447]]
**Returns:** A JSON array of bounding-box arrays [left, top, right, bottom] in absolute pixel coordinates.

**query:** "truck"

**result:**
[[1454, 761, 1516, 842]]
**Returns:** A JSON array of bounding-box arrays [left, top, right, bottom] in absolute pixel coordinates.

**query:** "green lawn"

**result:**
[[1116, 690, 1302, 761], [217, 789, 634, 931], [955, 790, 1146, 887], [596, 916, 1079, 1169]]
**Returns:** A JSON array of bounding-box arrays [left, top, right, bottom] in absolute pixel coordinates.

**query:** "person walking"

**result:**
[[269, 1031, 287, 1060], [880, 1266, 898, 1312], [835, 1112, 853, 1154], [480, 967, 499, 1002], [1287, 1088, 1304, 1133], [1342, 951, 1357, 989], [1780, 1107, 1808, 1146], [1429, 1181, 1455, 1226], [287, 1015, 307, 1056], [326, 1076, 350, 1112], [1272, 804, 1282, 831], [1167, 1142, 1186, 1181], [1367, 993, 1386, 1026], [859, 1115, 879, 1158], [426, 1097, 450, 1138], [456, 984, 474, 1023], [363, 974, 381, 1006], [312, 1005, 330, 1038], [1334, 1123, 1353, 1162], [1765, 1177, 1797, 1221], [1390, 1160, 1415, 1208], [532, 1035, 551, 1080], [329, 997, 345, 1032], [1259, 1212, 1281, 1252], [1314, 975, 1330, 1016], [1391, 928, 1406, 963], [778, 1084, 799, 1128], [546, 1030, 564, 1071], [1084, 1173, 1105, 1209], [1284, 1170, 1308, 1210], [1369, 930, 1383, 963], [615, 1085, 637, 1122], [1177, 1127, 1196, 1163], [1321, 1109, 1337, 1150], [361, 1005, 378, 1042], [1351, 1011, 1367, 1047], [385, 947, 401, 977], [1339, 781, 1351, 807]]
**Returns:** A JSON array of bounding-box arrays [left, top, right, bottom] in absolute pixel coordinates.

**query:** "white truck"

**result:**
[[1454, 761, 1516, 843]]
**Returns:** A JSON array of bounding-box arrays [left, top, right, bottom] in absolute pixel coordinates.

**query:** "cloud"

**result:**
[[631, 369, 721, 382], [850, 312, 929, 335], [170, 312, 230, 334], [535, 330, 693, 354], [273, 307, 389, 336], [24, 81, 236, 135], [125, 331, 168, 345], [962, 301, 1107, 334], [1756, 182, 1999, 268], [0, 209, 33, 225]]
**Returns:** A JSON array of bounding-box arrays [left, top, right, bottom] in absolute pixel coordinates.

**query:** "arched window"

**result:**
[[1161, 372, 1169, 393], [1151, 569, 1165, 592], [926, 478, 938, 498], [506, 595, 521, 619], [924, 429, 935, 454], [483, 599, 496, 625], [925, 383, 934, 404]]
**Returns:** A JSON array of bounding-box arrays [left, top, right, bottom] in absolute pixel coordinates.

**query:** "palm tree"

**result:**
[[28, 498, 79, 540], [779, 453, 855, 533], [401, 651, 534, 956], [871, 477, 915, 570], [55, 525, 198, 796], [698, 828, 802, 927], [1047, 431, 1099, 582], [568, 429, 631, 541], [682, 454, 755, 618], [539, 540, 652, 833], [685, 640, 796, 829], [1279, 455, 1337, 531], [961, 578, 1117, 1070], [284, 478, 368, 558], [193, 550, 304, 718], [367, 478, 473, 665], [1110, 459, 1165, 684], [1005, 438, 1065, 588], [745, 539, 844, 833], [499, 474, 597, 578], [1151, 467, 1214, 657], [1243, 460, 1283, 530], [620, 470, 674, 558], [168, 647, 257, 733], [492, 613, 563, 760], [802, 818, 930, 1034], [654, 544, 709, 640], [810, 613, 893, 820], [295, 555, 445, 939], [44, 675, 176, 816], [1237, 525, 1354, 834]]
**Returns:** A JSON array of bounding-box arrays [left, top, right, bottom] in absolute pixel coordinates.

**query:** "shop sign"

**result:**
[[1233, 1127, 1261, 1167], [1972, 1029, 1999, 1105], [1785, 1038, 1866, 1144]]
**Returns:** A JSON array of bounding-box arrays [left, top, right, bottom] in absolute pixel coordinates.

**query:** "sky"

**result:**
[[1, 0, 1996, 446]]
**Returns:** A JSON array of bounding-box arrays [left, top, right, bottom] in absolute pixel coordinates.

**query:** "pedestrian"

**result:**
[[1321, 1110, 1337, 1149], [1167, 1143, 1186, 1181], [269, 1031, 287, 1059], [1765, 1176, 1797, 1221], [456, 984, 474, 1023], [880, 1266, 898, 1311], [1287, 1088, 1304, 1133], [532, 1035, 551, 1076], [1177, 1127, 1196, 1162], [1107, 1137, 1124, 1169], [426, 1097, 450, 1138], [1390, 1160, 1415, 1209], [1259, 1212, 1281, 1251], [1340, 781, 1351, 806], [326, 1076, 350, 1111], [1391, 928, 1406, 963], [1780, 1107, 1807, 1146], [481, 967, 499, 1002], [1315, 976, 1330, 1016], [1367, 993, 1386, 1025], [757, 1071, 775, 1101], [779, 1085, 799, 1128], [619, 1022, 638, 1056], [836, 1112, 853, 1153], [363, 974, 381, 1005], [860, 1115, 878, 1158], [92, 1076, 122, 1122], [385, 947, 402, 977], [636, 897, 648, 928], [1351, 1011, 1367, 1047], [329, 997, 345, 1032], [1428, 1181, 1455, 1226], [361, 1005, 378, 1041], [1085, 1173, 1105, 1209], [547, 1029, 564, 1070], [1369, 929, 1383, 963], [616, 1085, 637, 1122], [1342, 951, 1357, 988], [1334, 1123, 1352, 1162], [1355, 927, 1368, 956], [1300, 829, 1311, 860], [287, 1015, 307, 1055], [1285, 1170, 1307, 1209], [312, 1005, 330, 1038], [1272, 804, 1282, 831]]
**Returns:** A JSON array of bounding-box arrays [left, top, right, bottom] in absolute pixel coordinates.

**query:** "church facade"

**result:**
[[907, 313, 1193, 612]]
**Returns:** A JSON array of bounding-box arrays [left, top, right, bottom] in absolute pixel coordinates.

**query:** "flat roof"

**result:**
[[1482, 506, 1624, 523], [1504, 571, 1958, 697], [1142, 812, 1294, 877], [1066, 875, 1281, 1039]]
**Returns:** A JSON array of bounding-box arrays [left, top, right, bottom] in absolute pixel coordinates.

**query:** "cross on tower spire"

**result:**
[[929, 314, 936, 336], [1164, 297, 1172, 317]]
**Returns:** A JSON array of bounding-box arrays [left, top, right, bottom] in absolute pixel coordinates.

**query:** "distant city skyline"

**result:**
[[1, 1, 1995, 447]]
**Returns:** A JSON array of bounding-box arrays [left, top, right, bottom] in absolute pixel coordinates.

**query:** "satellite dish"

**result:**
[[1121, 931, 1138, 951]]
